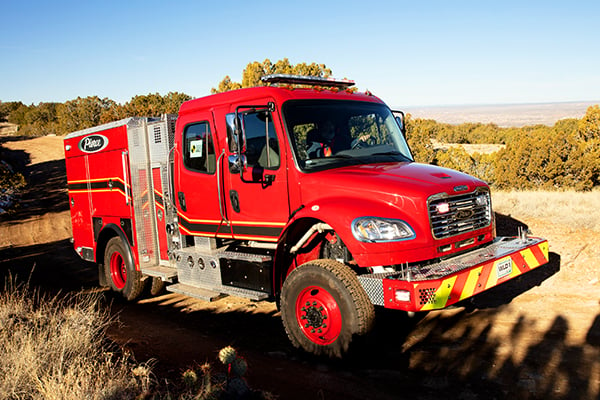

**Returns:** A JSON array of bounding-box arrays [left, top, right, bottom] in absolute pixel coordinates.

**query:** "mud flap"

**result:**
[[98, 263, 108, 287]]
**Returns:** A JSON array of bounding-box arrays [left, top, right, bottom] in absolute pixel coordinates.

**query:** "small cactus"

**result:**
[[181, 368, 198, 389], [200, 363, 212, 394], [218, 346, 237, 365]]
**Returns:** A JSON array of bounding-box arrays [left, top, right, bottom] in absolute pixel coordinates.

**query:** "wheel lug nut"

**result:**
[[304, 324, 310, 328], [318, 329, 322, 333], [306, 301, 310, 306], [301, 316, 306, 320], [319, 306, 324, 311], [312, 301, 317, 306], [322, 323, 327, 328], [323, 315, 327, 319], [311, 329, 316, 333]]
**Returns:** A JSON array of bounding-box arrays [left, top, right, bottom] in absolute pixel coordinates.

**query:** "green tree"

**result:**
[[405, 116, 436, 164], [122, 92, 192, 117], [212, 58, 333, 93], [56, 96, 116, 135], [18, 102, 60, 135], [163, 92, 193, 114], [578, 105, 600, 141], [0, 101, 24, 123]]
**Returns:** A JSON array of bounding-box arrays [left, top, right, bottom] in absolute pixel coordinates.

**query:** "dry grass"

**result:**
[[0, 281, 152, 400], [492, 190, 600, 232]]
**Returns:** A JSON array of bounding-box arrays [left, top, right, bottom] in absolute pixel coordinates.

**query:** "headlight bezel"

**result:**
[[351, 217, 416, 243]]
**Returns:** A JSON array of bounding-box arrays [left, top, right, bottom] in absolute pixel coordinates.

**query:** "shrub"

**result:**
[[0, 282, 151, 399]]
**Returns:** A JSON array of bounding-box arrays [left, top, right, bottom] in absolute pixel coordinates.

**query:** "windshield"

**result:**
[[282, 100, 413, 172]]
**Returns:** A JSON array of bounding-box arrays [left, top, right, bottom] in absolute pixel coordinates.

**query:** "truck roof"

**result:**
[[178, 86, 385, 117]]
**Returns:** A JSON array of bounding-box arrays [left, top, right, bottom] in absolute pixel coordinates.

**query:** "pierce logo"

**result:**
[[79, 134, 108, 153]]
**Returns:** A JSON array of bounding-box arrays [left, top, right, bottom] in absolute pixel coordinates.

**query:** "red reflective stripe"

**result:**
[[531, 243, 549, 264], [511, 251, 530, 274], [474, 262, 493, 295], [450, 272, 469, 305]]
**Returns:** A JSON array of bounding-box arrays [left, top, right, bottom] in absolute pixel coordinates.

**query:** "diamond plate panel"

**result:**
[[357, 275, 385, 306], [126, 119, 158, 268]]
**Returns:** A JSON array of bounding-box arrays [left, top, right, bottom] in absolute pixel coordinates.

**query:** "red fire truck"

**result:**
[[64, 75, 549, 356]]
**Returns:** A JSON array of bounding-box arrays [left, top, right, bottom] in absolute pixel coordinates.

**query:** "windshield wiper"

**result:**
[[370, 150, 412, 161]]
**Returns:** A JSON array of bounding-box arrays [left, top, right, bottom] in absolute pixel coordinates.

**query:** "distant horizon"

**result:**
[[400, 99, 600, 109], [403, 100, 599, 127]]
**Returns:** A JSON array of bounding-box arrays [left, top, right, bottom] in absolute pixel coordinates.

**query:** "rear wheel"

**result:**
[[104, 237, 144, 301], [147, 277, 166, 296], [280, 259, 374, 357]]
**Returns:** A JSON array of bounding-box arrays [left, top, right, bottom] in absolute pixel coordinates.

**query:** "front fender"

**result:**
[[284, 196, 430, 267]]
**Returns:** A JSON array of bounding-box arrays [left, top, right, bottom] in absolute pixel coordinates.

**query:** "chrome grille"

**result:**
[[428, 190, 491, 239]]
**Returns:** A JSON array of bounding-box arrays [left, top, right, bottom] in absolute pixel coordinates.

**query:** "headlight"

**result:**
[[352, 217, 415, 243]]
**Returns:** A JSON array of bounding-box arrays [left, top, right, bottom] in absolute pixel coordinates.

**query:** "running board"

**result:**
[[166, 283, 225, 302], [220, 285, 269, 301], [141, 265, 178, 282], [165, 282, 269, 302]]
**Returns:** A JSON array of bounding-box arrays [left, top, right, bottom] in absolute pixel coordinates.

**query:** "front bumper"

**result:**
[[357, 236, 549, 312]]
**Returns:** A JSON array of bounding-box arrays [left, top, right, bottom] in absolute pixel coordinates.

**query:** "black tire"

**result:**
[[104, 236, 144, 301], [147, 277, 166, 296], [280, 259, 375, 357]]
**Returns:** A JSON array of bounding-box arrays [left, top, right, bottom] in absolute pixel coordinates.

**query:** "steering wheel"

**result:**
[[351, 135, 376, 149]]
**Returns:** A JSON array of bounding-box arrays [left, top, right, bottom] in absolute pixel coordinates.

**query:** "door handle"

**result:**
[[178, 192, 187, 212], [229, 190, 240, 213]]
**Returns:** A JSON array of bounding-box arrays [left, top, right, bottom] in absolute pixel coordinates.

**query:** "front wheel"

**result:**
[[104, 237, 144, 301], [280, 259, 375, 357]]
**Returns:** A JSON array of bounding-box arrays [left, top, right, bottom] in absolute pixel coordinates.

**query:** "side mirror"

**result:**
[[394, 111, 405, 135], [228, 154, 247, 174], [226, 113, 247, 173]]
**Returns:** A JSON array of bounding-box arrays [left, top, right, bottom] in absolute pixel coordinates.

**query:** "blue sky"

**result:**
[[1, 0, 599, 107]]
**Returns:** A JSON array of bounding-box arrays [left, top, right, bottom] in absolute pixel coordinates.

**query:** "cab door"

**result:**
[[224, 102, 289, 242], [174, 112, 228, 238]]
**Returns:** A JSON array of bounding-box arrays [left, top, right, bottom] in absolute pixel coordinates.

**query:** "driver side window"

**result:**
[[183, 122, 216, 174], [226, 111, 280, 169]]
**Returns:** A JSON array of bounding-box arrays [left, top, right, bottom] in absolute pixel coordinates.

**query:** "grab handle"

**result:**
[[122, 150, 130, 205]]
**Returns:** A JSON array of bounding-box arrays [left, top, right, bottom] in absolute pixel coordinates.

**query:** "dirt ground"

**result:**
[[1, 135, 599, 400]]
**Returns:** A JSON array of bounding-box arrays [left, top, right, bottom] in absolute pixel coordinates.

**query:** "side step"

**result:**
[[166, 282, 270, 302], [141, 265, 178, 282], [166, 283, 225, 302], [220, 285, 269, 301]]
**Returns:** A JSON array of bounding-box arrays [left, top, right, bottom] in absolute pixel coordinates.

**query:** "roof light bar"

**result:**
[[261, 74, 355, 89]]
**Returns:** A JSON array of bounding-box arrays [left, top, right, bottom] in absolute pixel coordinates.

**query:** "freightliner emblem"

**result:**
[[455, 209, 474, 220], [79, 134, 108, 153]]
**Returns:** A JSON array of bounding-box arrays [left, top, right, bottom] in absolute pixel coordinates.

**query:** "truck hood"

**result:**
[[300, 162, 486, 206]]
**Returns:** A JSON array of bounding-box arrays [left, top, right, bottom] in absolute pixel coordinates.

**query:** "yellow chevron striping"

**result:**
[[460, 266, 483, 301], [520, 248, 540, 269], [421, 275, 457, 311]]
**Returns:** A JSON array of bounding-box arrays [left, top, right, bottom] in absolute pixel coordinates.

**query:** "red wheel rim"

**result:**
[[109, 252, 127, 289], [295, 285, 342, 345]]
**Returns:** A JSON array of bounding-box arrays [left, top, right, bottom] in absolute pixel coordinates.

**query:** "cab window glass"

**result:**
[[183, 122, 216, 173], [227, 111, 280, 169]]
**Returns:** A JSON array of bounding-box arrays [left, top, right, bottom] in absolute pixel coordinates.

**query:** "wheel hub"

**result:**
[[296, 286, 341, 345], [302, 302, 327, 331]]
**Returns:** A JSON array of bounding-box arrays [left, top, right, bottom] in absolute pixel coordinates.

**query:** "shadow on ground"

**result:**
[[1, 136, 595, 399], [2, 213, 594, 399]]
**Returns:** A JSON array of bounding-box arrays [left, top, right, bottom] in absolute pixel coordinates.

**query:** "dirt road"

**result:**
[[1, 135, 599, 399]]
